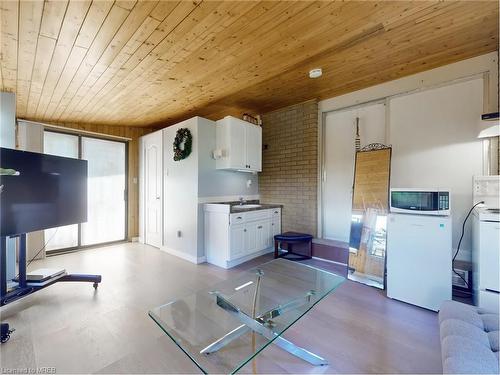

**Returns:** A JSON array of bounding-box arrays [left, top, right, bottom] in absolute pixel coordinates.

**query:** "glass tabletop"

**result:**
[[149, 259, 345, 374]]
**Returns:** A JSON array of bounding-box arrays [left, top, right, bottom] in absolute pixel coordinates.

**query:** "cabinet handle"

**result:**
[[274, 211, 278, 214], [272, 223, 274, 226], [244, 229, 247, 232], [257, 226, 262, 229], [237, 216, 242, 219]]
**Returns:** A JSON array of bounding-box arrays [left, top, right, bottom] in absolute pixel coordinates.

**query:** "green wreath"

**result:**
[[173, 128, 192, 161]]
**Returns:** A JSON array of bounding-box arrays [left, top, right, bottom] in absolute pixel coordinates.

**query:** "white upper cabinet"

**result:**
[[216, 116, 262, 172], [245, 121, 262, 172]]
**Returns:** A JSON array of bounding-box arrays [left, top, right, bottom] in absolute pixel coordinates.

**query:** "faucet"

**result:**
[[239, 197, 246, 206]]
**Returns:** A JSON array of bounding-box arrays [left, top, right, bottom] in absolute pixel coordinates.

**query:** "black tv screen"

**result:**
[[0, 147, 87, 237]]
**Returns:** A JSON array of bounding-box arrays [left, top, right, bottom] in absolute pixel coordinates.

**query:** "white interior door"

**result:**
[[322, 103, 386, 241], [144, 132, 163, 248]]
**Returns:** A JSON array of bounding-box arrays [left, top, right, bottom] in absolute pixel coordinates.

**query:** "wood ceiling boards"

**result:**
[[0, 1, 498, 127]]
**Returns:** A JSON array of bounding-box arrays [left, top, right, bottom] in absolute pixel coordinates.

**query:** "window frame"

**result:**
[[43, 129, 129, 255]]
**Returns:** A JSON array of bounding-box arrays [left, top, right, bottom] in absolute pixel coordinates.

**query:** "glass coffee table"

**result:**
[[149, 259, 345, 374]]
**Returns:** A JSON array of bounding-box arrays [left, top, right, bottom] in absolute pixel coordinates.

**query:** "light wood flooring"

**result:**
[[1, 243, 442, 374]]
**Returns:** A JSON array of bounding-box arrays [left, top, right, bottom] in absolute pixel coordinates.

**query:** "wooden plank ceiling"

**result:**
[[1, 0, 498, 128]]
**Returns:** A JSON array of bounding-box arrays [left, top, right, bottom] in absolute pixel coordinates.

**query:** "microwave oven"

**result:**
[[390, 188, 450, 216]]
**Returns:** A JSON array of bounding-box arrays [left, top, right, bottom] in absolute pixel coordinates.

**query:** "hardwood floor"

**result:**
[[1, 243, 442, 374]]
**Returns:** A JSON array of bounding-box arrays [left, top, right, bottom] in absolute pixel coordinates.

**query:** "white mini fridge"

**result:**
[[387, 213, 452, 311]]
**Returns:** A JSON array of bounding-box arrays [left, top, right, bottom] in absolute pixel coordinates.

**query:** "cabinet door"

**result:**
[[229, 225, 246, 260], [245, 223, 258, 254], [245, 124, 262, 171], [256, 221, 271, 250], [479, 221, 500, 291], [231, 120, 247, 169]]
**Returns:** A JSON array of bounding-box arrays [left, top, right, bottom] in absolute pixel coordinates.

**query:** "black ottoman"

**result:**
[[274, 232, 313, 261]]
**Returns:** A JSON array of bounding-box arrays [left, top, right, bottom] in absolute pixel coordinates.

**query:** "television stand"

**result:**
[[0, 234, 102, 343]]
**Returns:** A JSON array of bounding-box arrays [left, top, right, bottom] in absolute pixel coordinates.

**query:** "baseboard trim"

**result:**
[[311, 256, 347, 266], [225, 248, 274, 269], [159, 246, 206, 264]]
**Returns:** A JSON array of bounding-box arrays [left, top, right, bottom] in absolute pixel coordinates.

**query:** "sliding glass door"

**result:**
[[44, 131, 127, 253], [44, 132, 79, 251], [81, 137, 126, 246]]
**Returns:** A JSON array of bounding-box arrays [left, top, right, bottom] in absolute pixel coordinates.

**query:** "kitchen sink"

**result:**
[[233, 204, 262, 209]]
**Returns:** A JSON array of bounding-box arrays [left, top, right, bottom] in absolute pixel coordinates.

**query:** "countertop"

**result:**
[[229, 203, 282, 213], [204, 200, 283, 213]]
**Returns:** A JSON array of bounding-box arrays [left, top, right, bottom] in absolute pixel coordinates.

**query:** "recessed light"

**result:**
[[309, 68, 322, 79]]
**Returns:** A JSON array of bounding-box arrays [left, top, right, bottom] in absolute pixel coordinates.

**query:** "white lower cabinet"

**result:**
[[255, 221, 270, 250], [205, 207, 281, 269], [229, 225, 246, 260]]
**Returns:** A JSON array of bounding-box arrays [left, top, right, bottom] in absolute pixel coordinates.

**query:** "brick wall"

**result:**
[[259, 100, 318, 236]]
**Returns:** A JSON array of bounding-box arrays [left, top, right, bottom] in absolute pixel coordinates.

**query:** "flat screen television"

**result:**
[[0, 147, 87, 237]]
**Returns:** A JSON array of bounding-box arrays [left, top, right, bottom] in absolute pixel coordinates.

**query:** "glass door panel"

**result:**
[[81, 137, 126, 246], [43, 132, 79, 251]]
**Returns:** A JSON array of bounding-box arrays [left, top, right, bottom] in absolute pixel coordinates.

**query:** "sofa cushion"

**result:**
[[443, 356, 498, 375], [439, 300, 484, 328], [440, 319, 490, 348], [481, 314, 500, 332], [488, 331, 499, 352], [441, 335, 499, 374]]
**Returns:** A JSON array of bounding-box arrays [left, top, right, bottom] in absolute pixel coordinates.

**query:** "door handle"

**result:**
[[156, 197, 160, 200]]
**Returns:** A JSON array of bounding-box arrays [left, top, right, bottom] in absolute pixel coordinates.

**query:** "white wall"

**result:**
[[319, 53, 498, 114], [153, 116, 260, 262], [163, 118, 200, 261], [323, 102, 386, 242], [197, 116, 258, 198], [389, 78, 484, 260], [319, 52, 498, 263]]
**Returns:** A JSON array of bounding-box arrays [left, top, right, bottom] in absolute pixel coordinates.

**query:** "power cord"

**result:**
[[452, 201, 484, 289], [14, 228, 58, 280]]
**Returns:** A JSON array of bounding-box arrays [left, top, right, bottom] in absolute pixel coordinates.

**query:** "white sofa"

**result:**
[[439, 300, 499, 374]]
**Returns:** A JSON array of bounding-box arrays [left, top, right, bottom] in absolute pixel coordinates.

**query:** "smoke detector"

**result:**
[[309, 68, 322, 79]]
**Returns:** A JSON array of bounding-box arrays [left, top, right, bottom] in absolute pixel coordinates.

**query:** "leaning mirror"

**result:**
[[348, 144, 392, 289]]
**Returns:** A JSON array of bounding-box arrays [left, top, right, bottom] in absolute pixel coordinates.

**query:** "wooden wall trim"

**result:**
[[18, 119, 132, 141]]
